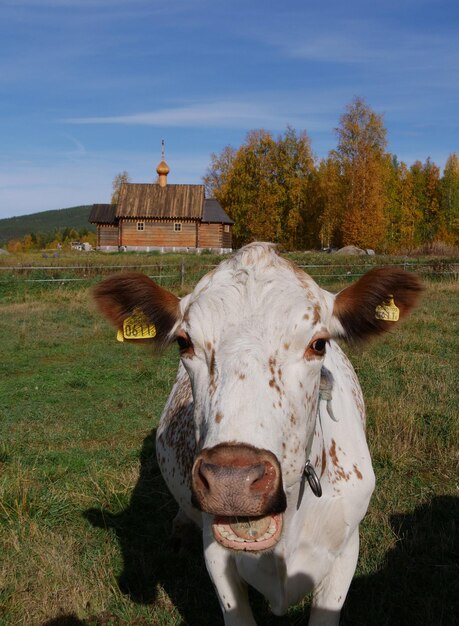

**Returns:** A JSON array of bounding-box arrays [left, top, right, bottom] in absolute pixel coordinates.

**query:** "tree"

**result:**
[[334, 97, 389, 249], [384, 159, 422, 251], [316, 154, 343, 248], [271, 126, 318, 249], [440, 153, 459, 243], [422, 158, 441, 242], [203, 146, 236, 198], [205, 127, 316, 249], [409, 158, 442, 243], [111, 171, 131, 204]]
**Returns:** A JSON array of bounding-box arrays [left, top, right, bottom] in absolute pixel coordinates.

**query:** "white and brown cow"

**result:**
[[94, 242, 422, 625]]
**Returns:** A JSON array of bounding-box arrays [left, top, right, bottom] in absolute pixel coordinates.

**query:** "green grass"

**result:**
[[0, 272, 458, 625]]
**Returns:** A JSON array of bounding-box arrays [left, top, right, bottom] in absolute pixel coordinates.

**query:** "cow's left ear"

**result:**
[[331, 267, 423, 343], [93, 272, 180, 346]]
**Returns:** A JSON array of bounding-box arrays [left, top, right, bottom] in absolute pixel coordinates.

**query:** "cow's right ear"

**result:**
[[93, 272, 180, 346], [331, 267, 423, 344]]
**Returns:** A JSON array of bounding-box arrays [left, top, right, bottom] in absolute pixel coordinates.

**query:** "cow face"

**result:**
[[94, 243, 421, 552]]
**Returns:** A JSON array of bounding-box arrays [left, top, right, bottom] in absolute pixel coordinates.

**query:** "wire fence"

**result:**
[[0, 259, 458, 292]]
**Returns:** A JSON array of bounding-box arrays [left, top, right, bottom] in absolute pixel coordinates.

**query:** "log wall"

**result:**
[[98, 225, 119, 247], [198, 224, 232, 249], [120, 219, 197, 247]]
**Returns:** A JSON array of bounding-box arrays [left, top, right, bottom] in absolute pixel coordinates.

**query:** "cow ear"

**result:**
[[93, 272, 180, 346], [332, 267, 423, 343]]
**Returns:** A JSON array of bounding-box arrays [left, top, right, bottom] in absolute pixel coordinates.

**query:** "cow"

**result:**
[[94, 242, 422, 625]]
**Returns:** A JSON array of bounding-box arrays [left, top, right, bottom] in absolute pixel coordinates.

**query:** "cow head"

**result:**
[[94, 243, 422, 551]]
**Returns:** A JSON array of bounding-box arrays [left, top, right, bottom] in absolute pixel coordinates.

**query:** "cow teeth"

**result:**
[[213, 514, 283, 551], [226, 531, 239, 541], [216, 523, 276, 544], [256, 528, 274, 541]]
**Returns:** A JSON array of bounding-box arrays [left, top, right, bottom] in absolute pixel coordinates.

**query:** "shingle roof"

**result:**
[[116, 183, 205, 219], [89, 204, 117, 225], [202, 199, 234, 224]]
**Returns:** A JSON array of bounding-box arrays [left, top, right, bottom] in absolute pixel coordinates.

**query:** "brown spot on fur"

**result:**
[[209, 349, 217, 391], [209, 349, 216, 376], [215, 412, 223, 424], [239, 373, 246, 380], [313, 303, 321, 325], [329, 439, 351, 482], [205, 341, 213, 351], [303, 313, 310, 320], [321, 447, 327, 477], [283, 342, 290, 350], [353, 464, 363, 480], [329, 439, 338, 466]]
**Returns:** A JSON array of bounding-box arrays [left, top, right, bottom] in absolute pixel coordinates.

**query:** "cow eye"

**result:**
[[305, 337, 328, 359], [176, 331, 193, 355], [311, 338, 327, 355]]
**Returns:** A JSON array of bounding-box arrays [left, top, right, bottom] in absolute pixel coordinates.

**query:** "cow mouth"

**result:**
[[212, 513, 283, 551]]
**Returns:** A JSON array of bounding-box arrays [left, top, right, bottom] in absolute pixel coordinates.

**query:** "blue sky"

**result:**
[[0, 0, 458, 219]]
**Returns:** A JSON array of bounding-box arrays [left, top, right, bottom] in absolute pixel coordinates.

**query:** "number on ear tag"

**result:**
[[116, 308, 156, 341], [375, 295, 400, 322]]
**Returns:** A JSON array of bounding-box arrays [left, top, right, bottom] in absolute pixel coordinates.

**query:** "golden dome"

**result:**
[[156, 159, 170, 176]]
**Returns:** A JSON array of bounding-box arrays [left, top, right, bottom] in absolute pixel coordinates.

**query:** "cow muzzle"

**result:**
[[191, 443, 286, 552]]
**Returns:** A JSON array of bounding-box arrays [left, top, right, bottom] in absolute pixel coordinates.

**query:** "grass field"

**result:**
[[0, 258, 458, 626]]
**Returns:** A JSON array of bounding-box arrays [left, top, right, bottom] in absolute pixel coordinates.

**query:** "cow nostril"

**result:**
[[197, 461, 211, 491], [250, 462, 277, 493], [248, 463, 266, 484]]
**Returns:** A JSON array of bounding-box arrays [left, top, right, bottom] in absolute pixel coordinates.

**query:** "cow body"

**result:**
[[94, 242, 421, 625], [157, 345, 374, 624]]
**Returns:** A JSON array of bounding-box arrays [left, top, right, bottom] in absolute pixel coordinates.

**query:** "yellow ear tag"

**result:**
[[116, 308, 157, 342], [375, 295, 400, 322]]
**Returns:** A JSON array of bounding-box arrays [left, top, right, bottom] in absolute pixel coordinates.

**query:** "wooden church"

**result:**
[[89, 147, 233, 253]]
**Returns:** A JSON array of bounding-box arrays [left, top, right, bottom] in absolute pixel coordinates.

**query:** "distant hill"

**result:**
[[0, 205, 96, 245]]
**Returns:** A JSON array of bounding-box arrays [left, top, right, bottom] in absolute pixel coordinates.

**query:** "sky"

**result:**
[[0, 0, 458, 219]]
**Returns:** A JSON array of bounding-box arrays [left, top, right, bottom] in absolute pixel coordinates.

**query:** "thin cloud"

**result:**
[[63, 96, 340, 132], [277, 21, 458, 73], [65, 101, 296, 129]]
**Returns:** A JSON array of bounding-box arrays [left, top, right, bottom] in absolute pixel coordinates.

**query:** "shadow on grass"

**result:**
[[71, 427, 458, 626], [342, 494, 459, 626], [83, 429, 222, 625]]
